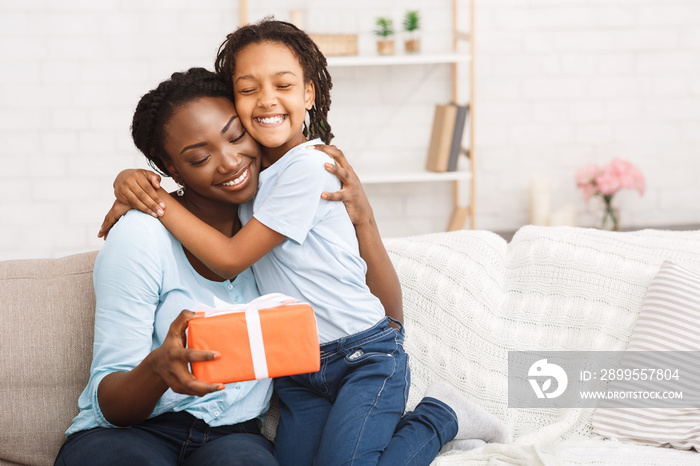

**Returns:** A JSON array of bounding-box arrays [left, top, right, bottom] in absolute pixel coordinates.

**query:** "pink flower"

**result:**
[[575, 163, 598, 201], [575, 158, 645, 200], [630, 164, 646, 196], [595, 163, 622, 196], [610, 159, 633, 188]]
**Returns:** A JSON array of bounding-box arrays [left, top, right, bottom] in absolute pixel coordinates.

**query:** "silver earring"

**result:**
[[177, 184, 185, 197]]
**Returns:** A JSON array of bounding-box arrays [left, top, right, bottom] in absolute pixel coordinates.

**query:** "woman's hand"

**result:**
[[149, 310, 225, 396], [313, 144, 373, 227], [98, 310, 223, 427], [115, 169, 166, 218]]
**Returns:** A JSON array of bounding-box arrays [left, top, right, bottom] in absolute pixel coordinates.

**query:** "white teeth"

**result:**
[[257, 115, 285, 125], [222, 168, 248, 186]]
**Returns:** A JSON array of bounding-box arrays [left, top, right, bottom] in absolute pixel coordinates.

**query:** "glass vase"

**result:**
[[600, 199, 619, 231]]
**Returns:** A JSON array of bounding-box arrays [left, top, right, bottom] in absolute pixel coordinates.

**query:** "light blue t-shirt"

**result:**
[[66, 210, 272, 436], [238, 139, 386, 343]]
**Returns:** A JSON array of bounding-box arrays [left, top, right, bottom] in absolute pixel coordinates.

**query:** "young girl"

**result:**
[[107, 19, 510, 465]]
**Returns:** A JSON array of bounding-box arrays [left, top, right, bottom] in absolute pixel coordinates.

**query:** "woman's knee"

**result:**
[[55, 428, 175, 466]]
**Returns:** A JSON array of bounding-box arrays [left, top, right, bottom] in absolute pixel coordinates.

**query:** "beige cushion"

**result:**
[[592, 260, 700, 450], [0, 251, 98, 466]]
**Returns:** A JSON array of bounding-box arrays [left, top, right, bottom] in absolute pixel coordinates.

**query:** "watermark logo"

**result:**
[[527, 358, 568, 399], [509, 351, 700, 408]]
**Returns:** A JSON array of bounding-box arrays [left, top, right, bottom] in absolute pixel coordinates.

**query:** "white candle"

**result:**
[[529, 174, 551, 226]]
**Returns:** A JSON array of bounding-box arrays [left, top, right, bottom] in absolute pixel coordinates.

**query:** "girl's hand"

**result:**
[[99, 169, 166, 239], [312, 144, 403, 325], [114, 169, 166, 218], [314, 145, 373, 226], [98, 200, 131, 239], [150, 309, 224, 396]]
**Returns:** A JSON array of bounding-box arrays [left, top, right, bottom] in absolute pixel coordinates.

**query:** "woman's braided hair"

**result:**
[[215, 18, 334, 144], [131, 67, 234, 177]]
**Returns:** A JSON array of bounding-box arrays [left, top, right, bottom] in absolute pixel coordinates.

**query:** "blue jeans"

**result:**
[[273, 317, 458, 466], [54, 411, 277, 466]]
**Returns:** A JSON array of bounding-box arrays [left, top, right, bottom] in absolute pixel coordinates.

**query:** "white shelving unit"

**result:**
[[325, 51, 473, 195], [359, 170, 472, 185], [326, 53, 470, 67], [237, 0, 475, 230]]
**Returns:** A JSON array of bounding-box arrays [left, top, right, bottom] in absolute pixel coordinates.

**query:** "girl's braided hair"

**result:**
[[131, 67, 234, 177], [215, 18, 334, 144]]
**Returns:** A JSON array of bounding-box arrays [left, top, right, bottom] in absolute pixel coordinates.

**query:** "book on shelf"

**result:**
[[425, 103, 470, 172], [425, 104, 457, 172], [447, 103, 470, 172]]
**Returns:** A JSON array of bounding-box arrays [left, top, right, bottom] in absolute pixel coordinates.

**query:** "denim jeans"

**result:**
[[54, 411, 277, 466], [273, 317, 458, 466]]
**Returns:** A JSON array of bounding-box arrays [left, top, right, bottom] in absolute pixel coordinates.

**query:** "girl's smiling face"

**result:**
[[231, 40, 315, 165], [162, 96, 261, 207]]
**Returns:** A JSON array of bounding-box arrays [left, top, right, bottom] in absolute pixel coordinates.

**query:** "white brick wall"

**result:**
[[0, 0, 239, 259], [0, 0, 699, 259], [475, 0, 700, 232]]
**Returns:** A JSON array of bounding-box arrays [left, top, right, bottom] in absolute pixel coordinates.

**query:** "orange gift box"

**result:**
[[188, 293, 320, 384]]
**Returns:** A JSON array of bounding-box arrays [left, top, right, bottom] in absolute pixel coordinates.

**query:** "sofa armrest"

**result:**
[[0, 251, 98, 466]]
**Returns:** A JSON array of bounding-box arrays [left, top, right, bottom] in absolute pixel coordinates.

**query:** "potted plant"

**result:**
[[403, 10, 421, 53], [374, 17, 395, 55]]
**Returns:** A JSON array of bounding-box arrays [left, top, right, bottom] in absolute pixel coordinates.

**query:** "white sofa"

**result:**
[[2, 225, 700, 465]]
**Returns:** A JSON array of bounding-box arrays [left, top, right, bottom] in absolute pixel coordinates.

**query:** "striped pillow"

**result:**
[[591, 260, 700, 450]]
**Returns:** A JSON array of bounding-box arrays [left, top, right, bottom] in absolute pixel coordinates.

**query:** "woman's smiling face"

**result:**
[[162, 96, 261, 206]]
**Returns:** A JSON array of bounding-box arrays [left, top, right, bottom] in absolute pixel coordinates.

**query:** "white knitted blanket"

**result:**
[[385, 225, 700, 465]]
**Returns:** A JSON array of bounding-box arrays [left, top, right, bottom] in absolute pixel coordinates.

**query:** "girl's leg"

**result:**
[[378, 397, 458, 466], [313, 323, 409, 465], [273, 375, 332, 466], [378, 382, 512, 465]]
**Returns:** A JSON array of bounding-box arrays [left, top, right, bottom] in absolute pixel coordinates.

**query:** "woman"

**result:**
[[54, 68, 401, 466]]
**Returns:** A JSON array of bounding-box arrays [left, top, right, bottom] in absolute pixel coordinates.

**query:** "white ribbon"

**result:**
[[201, 293, 300, 380], [245, 305, 267, 380]]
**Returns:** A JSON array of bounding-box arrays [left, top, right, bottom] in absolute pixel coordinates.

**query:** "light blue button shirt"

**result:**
[[66, 211, 272, 435], [238, 139, 385, 343]]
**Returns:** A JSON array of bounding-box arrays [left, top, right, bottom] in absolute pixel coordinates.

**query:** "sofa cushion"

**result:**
[[386, 226, 700, 448], [592, 260, 700, 450], [0, 251, 98, 466]]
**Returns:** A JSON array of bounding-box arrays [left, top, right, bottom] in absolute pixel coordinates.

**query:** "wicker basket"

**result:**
[[309, 34, 358, 57]]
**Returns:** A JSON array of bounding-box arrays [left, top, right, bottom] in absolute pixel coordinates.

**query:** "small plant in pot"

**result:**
[[403, 10, 421, 53], [374, 17, 395, 55]]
